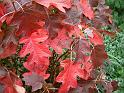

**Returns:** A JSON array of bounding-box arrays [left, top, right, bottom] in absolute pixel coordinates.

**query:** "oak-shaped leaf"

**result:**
[[92, 0, 113, 28], [91, 45, 108, 68], [19, 29, 51, 79], [56, 59, 92, 93], [64, 0, 82, 25], [19, 29, 50, 57], [11, 3, 47, 36], [73, 38, 91, 63], [23, 72, 44, 92], [45, 8, 66, 39], [33, 0, 72, 13], [0, 43, 17, 58]]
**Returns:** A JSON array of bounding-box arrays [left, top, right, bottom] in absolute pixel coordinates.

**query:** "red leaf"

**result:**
[[56, 59, 92, 93], [33, 0, 72, 13], [80, 0, 94, 19], [77, 26, 103, 45], [44, 8, 66, 39], [0, 83, 4, 93], [19, 29, 51, 79], [20, 29, 50, 57], [88, 29, 104, 45]]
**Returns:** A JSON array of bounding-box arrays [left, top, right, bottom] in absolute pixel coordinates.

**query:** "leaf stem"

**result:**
[[0, 11, 14, 21], [56, 49, 70, 62]]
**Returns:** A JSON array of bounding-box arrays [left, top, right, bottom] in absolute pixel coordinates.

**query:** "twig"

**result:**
[[14, 1, 24, 12], [56, 49, 70, 62], [0, 11, 14, 21]]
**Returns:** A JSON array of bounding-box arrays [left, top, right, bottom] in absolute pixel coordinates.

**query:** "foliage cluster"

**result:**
[[0, 0, 119, 93]]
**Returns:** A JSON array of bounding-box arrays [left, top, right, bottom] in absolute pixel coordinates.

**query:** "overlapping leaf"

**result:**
[[0, 67, 25, 93], [33, 0, 72, 13], [73, 38, 91, 63], [0, 0, 116, 93], [23, 72, 44, 92], [46, 27, 72, 54], [80, 0, 94, 19], [56, 59, 92, 93], [91, 45, 108, 68], [19, 29, 51, 91]]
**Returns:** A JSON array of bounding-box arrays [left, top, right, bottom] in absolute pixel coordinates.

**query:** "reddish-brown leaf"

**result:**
[[23, 72, 44, 92], [73, 38, 91, 63], [64, 0, 82, 25], [91, 45, 108, 68], [0, 30, 17, 58]]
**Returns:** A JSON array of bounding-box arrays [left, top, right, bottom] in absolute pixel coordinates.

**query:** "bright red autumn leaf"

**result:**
[[56, 59, 92, 93], [19, 29, 51, 79], [90, 30, 104, 45], [33, 0, 72, 13], [0, 3, 6, 45], [80, 0, 94, 19], [19, 29, 50, 57], [84, 28, 104, 45], [23, 56, 50, 79]]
